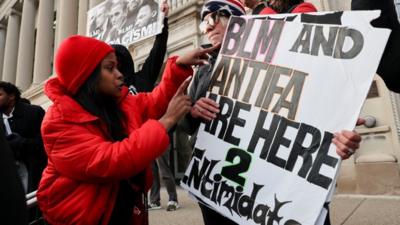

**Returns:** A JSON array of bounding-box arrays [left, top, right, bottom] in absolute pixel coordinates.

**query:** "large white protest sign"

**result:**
[[87, 0, 163, 46], [181, 11, 390, 225]]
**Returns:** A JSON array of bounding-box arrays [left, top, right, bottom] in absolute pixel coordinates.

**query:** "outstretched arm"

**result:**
[[134, 2, 170, 92]]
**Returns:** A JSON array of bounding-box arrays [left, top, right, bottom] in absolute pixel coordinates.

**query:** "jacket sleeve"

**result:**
[[134, 18, 169, 92], [46, 119, 169, 182], [23, 106, 45, 152], [137, 56, 193, 120], [178, 68, 202, 135]]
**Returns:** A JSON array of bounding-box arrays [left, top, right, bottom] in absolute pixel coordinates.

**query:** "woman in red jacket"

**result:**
[[37, 35, 213, 225]]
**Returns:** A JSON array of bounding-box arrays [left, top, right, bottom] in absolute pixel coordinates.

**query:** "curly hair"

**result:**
[[0, 81, 21, 101]]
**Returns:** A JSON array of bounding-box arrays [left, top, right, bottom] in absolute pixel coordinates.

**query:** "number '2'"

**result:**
[[220, 148, 252, 186]]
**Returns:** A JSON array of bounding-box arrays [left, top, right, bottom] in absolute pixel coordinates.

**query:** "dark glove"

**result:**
[[6, 133, 24, 160]]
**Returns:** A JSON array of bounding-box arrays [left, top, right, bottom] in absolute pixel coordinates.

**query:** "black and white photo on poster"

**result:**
[[181, 11, 391, 225], [87, 0, 163, 46]]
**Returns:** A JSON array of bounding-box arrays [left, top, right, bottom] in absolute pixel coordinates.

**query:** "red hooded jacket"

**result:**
[[260, 2, 317, 15], [37, 57, 192, 225]]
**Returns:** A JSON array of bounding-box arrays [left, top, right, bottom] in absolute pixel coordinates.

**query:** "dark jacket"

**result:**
[[113, 18, 169, 93], [179, 47, 219, 135], [0, 124, 29, 225], [3, 101, 46, 193]]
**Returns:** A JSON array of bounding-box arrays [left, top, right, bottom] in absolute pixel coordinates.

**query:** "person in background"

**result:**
[[112, 0, 169, 94], [148, 133, 180, 211], [112, 1, 180, 212], [181, 0, 363, 224], [0, 123, 28, 225], [36, 34, 215, 225], [0, 81, 46, 194]]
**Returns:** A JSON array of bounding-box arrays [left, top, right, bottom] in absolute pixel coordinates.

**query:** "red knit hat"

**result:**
[[55, 35, 114, 95]]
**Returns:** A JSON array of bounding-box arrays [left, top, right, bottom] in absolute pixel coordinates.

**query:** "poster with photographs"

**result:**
[[87, 0, 163, 46]]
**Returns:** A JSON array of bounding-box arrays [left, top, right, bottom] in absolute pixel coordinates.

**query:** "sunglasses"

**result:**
[[199, 10, 229, 33]]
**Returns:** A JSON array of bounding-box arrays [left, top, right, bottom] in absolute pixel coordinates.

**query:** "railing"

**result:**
[[26, 190, 44, 225], [26, 190, 38, 209]]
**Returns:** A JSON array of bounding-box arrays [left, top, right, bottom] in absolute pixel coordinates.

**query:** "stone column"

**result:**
[[33, 0, 55, 85], [89, 0, 104, 8], [55, 0, 78, 51], [308, 0, 326, 10], [0, 25, 6, 80], [53, 0, 60, 61], [78, 0, 89, 35], [15, 0, 37, 90], [2, 10, 21, 83], [326, 0, 350, 11]]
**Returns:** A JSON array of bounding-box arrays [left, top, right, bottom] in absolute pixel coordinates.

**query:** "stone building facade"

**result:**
[[0, 0, 399, 195]]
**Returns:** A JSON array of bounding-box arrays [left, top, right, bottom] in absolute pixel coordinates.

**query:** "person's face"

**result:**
[[201, 12, 229, 46], [127, 0, 142, 12], [135, 5, 153, 28], [110, 4, 126, 28], [95, 5, 107, 27], [97, 52, 124, 99], [0, 89, 13, 113]]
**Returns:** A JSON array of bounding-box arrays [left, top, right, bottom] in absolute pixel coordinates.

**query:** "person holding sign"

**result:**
[[180, 0, 363, 224], [35, 35, 214, 225], [112, 0, 169, 94], [181, 2, 245, 224]]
